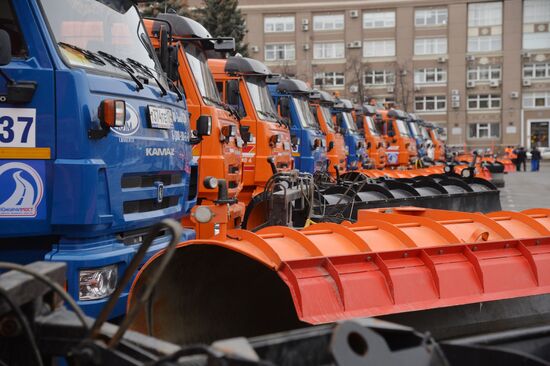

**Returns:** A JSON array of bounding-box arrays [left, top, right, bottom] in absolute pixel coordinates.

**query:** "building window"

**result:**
[[313, 14, 344, 31], [467, 2, 502, 53], [468, 2, 502, 27], [363, 39, 395, 57], [314, 72, 345, 87], [264, 16, 295, 33], [414, 68, 446, 84], [264, 44, 295, 61], [467, 94, 501, 109], [368, 96, 396, 108], [363, 11, 395, 29], [523, 92, 550, 108], [468, 123, 500, 139], [468, 35, 502, 52], [467, 65, 502, 81], [313, 42, 345, 59], [364, 70, 395, 85], [415, 8, 448, 27], [524, 63, 550, 79], [523, 0, 550, 50], [414, 96, 446, 112], [414, 38, 447, 55]]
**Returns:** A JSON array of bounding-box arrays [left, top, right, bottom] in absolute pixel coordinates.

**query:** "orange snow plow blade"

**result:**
[[128, 208, 550, 344]]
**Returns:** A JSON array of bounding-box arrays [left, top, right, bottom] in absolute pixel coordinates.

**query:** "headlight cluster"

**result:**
[[79, 265, 118, 301]]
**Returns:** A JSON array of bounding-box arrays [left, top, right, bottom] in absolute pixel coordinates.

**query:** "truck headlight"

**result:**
[[79, 265, 118, 300]]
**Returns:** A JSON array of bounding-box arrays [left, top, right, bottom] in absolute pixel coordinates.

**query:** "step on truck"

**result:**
[[145, 14, 245, 239], [0, 0, 195, 318]]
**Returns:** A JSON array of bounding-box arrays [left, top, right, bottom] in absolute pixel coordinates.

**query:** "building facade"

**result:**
[[205, 0, 549, 149]]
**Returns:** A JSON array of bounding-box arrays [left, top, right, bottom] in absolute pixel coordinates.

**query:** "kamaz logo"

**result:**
[[145, 147, 175, 156], [156, 182, 164, 203]]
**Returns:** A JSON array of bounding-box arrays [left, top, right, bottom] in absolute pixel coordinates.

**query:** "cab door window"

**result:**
[[0, 0, 28, 58]]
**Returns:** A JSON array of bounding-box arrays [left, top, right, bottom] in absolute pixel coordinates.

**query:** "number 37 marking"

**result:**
[[0, 109, 36, 147]]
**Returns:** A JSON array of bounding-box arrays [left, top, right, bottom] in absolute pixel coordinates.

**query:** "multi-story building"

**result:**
[[186, 0, 550, 149]]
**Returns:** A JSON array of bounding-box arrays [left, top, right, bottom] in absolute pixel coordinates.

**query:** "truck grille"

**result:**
[[121, 172, 183, 215], [121, 173, 182, 189], [123, 196, 179, 214]]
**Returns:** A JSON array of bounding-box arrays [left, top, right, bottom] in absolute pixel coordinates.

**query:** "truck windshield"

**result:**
[[365, 117, 379, 135], [184, 43, 221, 106], [420, 126, 430, 139], [408, 122, 420, 137], [41, 0, 167, 87], [320, 106, 335, 132], [342, 112, 359, 133], [293, 97, 318, 129], [245, 76, 278, 122], [396, 120, 410, 137]]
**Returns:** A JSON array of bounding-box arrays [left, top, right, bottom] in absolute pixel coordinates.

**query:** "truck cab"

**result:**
[[270, 78, 327, 174], [309, 90, 347, 177], [332, 98, 367, 171], [358, 104, 387, 169], [0, 0, 195, 318], [379, 109, 417, 167], [427, 123, 446, 162], [208, 56, 293, 203], [145, 15, 244, 237], [406, 113, 430, 165]]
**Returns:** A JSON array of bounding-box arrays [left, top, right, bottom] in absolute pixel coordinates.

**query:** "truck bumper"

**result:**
[[45, 227, 195, 319]]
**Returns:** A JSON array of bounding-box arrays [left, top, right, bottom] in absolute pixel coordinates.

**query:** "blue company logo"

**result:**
[[0, 162, 44, 218], [111, 104, 140, 136], [387, 152, 399, 164]]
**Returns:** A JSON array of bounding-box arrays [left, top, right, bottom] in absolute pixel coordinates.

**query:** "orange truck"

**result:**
[[357, 104, 387, 169], [309, 90, 347, 177], [145, 14, 245, 237], [378, 109, 418, 167], [426, 123, 446, 162], [208, 57, 293, 204]]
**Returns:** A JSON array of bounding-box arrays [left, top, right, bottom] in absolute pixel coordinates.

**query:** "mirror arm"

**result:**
[[0, 69, 15, 84]]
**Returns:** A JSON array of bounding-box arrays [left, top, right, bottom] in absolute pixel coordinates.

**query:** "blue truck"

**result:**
[[331, 98, 368, 171], [0, 0, 197, 318], [269, 78, 327, 174]]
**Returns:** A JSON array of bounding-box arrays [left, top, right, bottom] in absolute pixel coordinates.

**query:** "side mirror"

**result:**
[[0, 30, 12, 66], [239, 125, 251, 143], [226, 79, 240, 106], [279, 97, 290, 118], [214, 38, 236, 52], [191, 115, 212, 145], [327, 140, 335, 152], [196, 115, 212, 137]]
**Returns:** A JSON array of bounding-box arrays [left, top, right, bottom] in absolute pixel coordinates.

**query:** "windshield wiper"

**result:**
[[96, 51, 144, 91], [58, 43, 144, 92], [266, 111, 289, 128], [202, 96, 242, 121], [58, 42, 106, 66], [126, 58, 168, 97]]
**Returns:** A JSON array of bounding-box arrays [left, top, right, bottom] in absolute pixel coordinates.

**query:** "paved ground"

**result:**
[[500, 161, 550, 211]]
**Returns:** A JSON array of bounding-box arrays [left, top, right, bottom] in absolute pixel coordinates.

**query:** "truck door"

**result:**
[[0, 0, 55, 235]]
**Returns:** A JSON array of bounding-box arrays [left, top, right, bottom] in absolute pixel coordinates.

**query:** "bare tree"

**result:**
[[279, 60, 295, 78], [393, 61, 413, 111], [345, 55, 372, 103]]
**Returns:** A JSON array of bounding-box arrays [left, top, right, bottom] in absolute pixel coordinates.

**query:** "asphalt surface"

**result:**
[[500, 161, 550, 211]]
